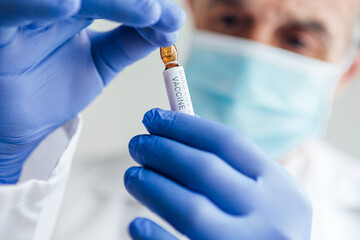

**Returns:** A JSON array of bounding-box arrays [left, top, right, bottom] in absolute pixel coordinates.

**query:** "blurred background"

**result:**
[[75, 0, 360, 163]]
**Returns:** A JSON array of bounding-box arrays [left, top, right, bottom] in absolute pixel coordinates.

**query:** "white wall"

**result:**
[[75, 1, 360, 162]]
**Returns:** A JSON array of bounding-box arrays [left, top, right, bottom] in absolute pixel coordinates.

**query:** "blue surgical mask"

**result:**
[[185, 31, 346, 159]]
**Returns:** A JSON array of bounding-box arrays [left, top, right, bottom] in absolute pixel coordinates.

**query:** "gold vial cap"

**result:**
[[160, 45, 180, 69]]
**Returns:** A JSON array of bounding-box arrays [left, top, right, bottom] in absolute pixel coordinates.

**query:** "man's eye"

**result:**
[[278, 30, 321, 58], [220, 15, 239, 28], [284, 35, 307, 50]]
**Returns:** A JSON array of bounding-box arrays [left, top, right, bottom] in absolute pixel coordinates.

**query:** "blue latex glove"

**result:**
[[0, 0, 185, 184], [125, 108, 313, 240]]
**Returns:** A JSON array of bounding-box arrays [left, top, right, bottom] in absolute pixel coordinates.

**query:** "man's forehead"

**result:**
[[205, 0, 359, 23], [206, 0, 358, 7]]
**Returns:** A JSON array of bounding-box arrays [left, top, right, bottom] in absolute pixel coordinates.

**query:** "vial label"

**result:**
[[163, 66, 195, 116]]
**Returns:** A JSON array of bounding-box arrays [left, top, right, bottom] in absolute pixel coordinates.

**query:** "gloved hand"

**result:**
[[125, 108, 313, 240], [0, 0, 185, 184]]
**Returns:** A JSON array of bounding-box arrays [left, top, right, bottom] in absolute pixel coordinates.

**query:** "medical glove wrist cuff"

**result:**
[[0, 139, 44, 184]]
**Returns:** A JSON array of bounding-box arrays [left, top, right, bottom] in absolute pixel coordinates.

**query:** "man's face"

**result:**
[[189, 0, 359, 63]]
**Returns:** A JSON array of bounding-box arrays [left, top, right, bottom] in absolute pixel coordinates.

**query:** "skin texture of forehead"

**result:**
[[202, 0, 358, 21], [196, 0, 360, 61]]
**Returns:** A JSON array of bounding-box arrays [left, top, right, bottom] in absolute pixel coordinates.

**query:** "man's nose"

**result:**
[[248, 25, 275, 46]]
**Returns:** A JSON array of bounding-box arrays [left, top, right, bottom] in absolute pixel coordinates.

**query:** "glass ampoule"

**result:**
[[160, 45, 194, 116]]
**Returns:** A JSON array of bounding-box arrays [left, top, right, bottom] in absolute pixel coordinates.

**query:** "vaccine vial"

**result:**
[[160, 45, 195, 116]]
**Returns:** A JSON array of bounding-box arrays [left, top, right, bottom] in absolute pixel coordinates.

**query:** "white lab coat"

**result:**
[[1, 119, 359, 240], [0, 118, 81, 240]]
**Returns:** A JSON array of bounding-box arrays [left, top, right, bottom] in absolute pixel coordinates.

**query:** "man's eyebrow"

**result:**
[[208, 0, 245, 7], [295, 21, 327, 34], [292, 21, 329, 36], [290, 21, 330, 43]]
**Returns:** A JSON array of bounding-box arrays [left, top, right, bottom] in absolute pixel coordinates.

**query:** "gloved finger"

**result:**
[[129, 218, 179, 240], [129, 134, 255, 215], [78, 0, 160, 27], [142, 109, 272, 179], [0, 17, 92, 74], [0, 0, 80, 27], [135, 27, 179, 47], [79, 0, 185, 32], [124, 167, 234, 240], [87, 26, 177, 85], [149, 0, 186, 33]]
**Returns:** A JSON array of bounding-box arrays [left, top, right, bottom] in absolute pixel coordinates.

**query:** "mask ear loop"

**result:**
[[320, 40, 360, 138], [334, 36, 360, 99], [322, 18, 360, 140], [339, 47, 359, 75], [323, 37, 360, 138], [339, 25, 360, 74]]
